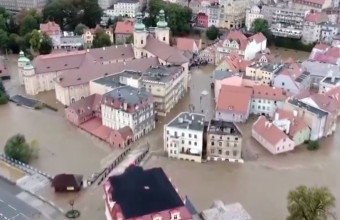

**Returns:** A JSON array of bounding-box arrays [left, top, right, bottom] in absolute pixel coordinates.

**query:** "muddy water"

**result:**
[[268, 46, 310, 61]]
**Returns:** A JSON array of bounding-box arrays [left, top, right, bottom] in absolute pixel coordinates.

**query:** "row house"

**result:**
[[112, 0, 140, 18], [207, 3, 220, 27], [309, 43, 340, 65], [219, 0, 247, 29], [206, 120, 243, 162], [245, 62, 283, 85], [104, 166, 192, 220], [245, 5, 263, 31], [293, 0, 332, 11], [252, 116, 296, 154], [101, 86, 155, 140], [164, 112, 206, 163], [273, 62, 311, 95], [198, 41, 220, 64], [216, 53, 251, 73], [302, 11, 328, 43], [252, 108, 310, 155], [216, 30, 267, 63]]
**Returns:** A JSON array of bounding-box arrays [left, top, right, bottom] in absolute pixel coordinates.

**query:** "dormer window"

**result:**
[[170, 211, 180, 220]]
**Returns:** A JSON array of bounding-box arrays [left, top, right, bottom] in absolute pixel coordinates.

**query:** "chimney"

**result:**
[[293, 110, 298, 117], [274, 112, 279, 121], [331, 74, 335, 83]]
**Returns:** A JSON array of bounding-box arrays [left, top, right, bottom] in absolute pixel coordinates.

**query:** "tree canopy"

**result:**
[[29, 30, 42, 52], [74, 23, 88, 35], [39, 34, 53, 55], [4, 134, 33, 163], [92, 30, 112, 48], [287, 185, 336, 220], [144, 0, 192, 36], [0, 79, 9, 105], [206, 25, 219, 40], [43, 0, 102, 30], [252, 18, 272, 43]]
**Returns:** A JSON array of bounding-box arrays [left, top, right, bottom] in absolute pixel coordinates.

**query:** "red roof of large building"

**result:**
[[275, 109, 309, 137], [253, 116, 288, 146], [176, 37, 201, 52], [216, 85, 252, 114], [252, 85, 287, 101], [305, 12, 328, 23], [115, 20, 134, 34]]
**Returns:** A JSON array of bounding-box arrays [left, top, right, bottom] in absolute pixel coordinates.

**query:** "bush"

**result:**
[[33, 102, 43, 110], [4, 134, 32, 163], [0, 91, 9, 104], [206, 26, 219, 40], [307, 140, 319, 151]]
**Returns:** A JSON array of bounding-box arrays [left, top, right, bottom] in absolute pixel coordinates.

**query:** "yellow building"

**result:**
[[245, 62, 282, 85], [219, 0, 247, 29]]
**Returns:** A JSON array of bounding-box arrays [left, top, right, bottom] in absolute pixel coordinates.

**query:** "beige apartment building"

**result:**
[[219, 0, 247, 29], [245, 62, 282, 85], [0, 0, 47, 11], [206, 120, 243, 162]]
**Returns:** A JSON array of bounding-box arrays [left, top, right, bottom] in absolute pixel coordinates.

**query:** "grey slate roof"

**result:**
[[208, 120, 242, 136], [322, 76, 340, 85], [167, 112, 205, 131], [93, 70, 142, 88], [288, 99, 328, 118], [60, 36, 84, 45], [214, 70, 233, 80], [142, 66, 182, 84], [302, 60, 340, 78], [103, 86, 151, 106]]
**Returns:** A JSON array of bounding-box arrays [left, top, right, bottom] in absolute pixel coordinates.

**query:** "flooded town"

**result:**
[[1, 0, 340, 220]]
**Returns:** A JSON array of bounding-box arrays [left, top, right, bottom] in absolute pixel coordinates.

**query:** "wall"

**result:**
[[207, 133, 242, 160], [273, 75, 299, 94], [215, 109, 249, 123], [292, 127, 310, 146]]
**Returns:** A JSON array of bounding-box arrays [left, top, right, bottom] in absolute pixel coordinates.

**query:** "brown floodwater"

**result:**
[[1, 53, 339, 219]]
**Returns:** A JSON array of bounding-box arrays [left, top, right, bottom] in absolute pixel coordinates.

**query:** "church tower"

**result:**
[[133, 12, 147, 59], [155, 9, 170, 45]]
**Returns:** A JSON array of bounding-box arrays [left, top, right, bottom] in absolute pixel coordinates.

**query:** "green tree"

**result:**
[[80, 0, 103, 28], [0, 78, 5, 93], [92, 30, 111, 48], [0, 29, 9, 52], [74, 23, 88, 35], [17, 9, 42, 27], [29, 30, 42, 52], [19, 15, 39, 35], [8, 33, 22, 53], [145, 0, 192, 36], [287, 185, 336, 220], [252, 18, 273, 43], [39, 34, 53, 55], [307, 140, 319, 151], [0, 78, 8, 104], [206, 25, 219, 40], [4, 134, 32, 163], [0, 14, 7, 30], [43, 0, 77, 30]]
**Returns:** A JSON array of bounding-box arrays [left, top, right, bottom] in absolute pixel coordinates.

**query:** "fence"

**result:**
[[0, 154, 53, 180]]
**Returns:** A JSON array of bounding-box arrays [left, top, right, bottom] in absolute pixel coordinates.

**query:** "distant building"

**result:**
[[245, 62, 283, 85], [293, 0, 332, 11], [302, 60, 340, 87], [40, 21, 62, 49], [219, 0, 247, 29], [252, 116, 296, 154], [320, 22, 339, 43], [206, 120, 243, 162], [302, 11, 328, 43], [114, 20, 134, 44], [207, 4, 220, 27], [113, 0, 140, 18], [196, 12, 209, 28], [101, 86, 155, 140], [216, 53, 251, 73], [201, 200, 251, 220], [98, 0, 115, 9], [245, 5, 263, 31], [176, 37, 202, 54], [83, 26, 114, 47], [0, 0, 48, 12], [104, 166, 192, 220], [319, 73, 340, 94], [216, 30, 267, 62], [164, 112, 205, 163]]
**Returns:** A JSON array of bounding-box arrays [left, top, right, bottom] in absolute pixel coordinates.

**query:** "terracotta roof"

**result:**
[[32, 45, 135, 74], [248, 32, 266, 44], [253, 116, 287, 146], [254, 52, 275, 63], [314, 43, 331, 50], [145, 36, 189, 65], [66, 94, 102, 117], [309, 93, 340, 113], [117, 126, 133, 140], [176, 37, 201, 52], [326, 85, 340, 101], [40, 21, 61, 35], [225, 30, 248, 50], [220, 76, 257, 87], [252, 85, 287, 101], [216, 85, 252, 114], [57, 57, 159, 87], [115, 20, 134, 34], [223, 54, 252, 72], [275, 109, 309, 137], [305, 12, 327, 23]]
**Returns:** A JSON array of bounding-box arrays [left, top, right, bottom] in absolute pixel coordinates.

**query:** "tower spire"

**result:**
[[157, 9, 168, 28]]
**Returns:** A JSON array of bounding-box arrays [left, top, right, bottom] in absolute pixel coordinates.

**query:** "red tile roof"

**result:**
[[309, 93, 340, 113], [225, 30, 248, 50], [314, 43, 331, 50], [248, 32, 266, 44], [254, 52, 275, 63], [275, 109, 309, 137], [40, 21, 61, 35], [253, 116, 287, 146], [305, 12, 327, 23], [252, 85, 287, 101], [176, 37, 201, 52], [216, 85, 252, 114], [117, 126, 133, 140], [223, 53, 252, 72], [115, 20, 134, 34]]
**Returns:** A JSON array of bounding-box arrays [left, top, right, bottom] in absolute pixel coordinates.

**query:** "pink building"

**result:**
[[40, 21, 61, 36], [196, 13, 208, 28], [252, 116, 295, 155], [104, 166, 192, 220], [176, 37, 202, 53]]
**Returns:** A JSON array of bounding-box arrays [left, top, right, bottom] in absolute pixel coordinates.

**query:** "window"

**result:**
[[235, 137, 238, 141], [282, 82, 285, 86], [182, 132, 184, 137], [211, 142, 214, 146], [211, 149, 214, 154], [141, 40, 143, 44], [219, 142, 222, 147], [226, 151, 229, 155], [233, 150, 238, 156], [194, 134, 197, 138], [218, 149, 222, 154], [174, 131, 177, 137], [163, 37, 166, 41], [167, 130, 169, 134], [189, 141, 191, 145], [182, 140, 184, 144]]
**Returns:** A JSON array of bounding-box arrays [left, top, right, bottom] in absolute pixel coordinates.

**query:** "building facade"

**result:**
[[113, 0, 140, 18], [245, 62, 282, 85], [83, 26, 114, 47], [101, 86, 155, 140], [302, 12, 328, 43], [245, 5, 263, 31], [293, 0, 332, 11], [114, 20, 134, 44], [206, 120, 243, 162], [0, 0, 47, 11], [219, 0, 247, 29], [164, 112, 205, 163]]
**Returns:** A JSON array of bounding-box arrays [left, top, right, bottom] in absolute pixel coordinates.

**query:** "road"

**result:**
[[0, 177, 41, 220]]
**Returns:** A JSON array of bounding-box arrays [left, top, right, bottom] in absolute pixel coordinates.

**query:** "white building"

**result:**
[[319, 72, 340, 94], [101, 86, 155, 140], [164, 112, 205, 163], [207, 4, 220, 27], [302, 12, 328, 43], [245, 5, 263, 31], [0, 0, 48, 12], [98, 0, 115, 9], [113, 0, 140, 18], [320, 22, 339, 43], [216, 30, 267, 63]]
